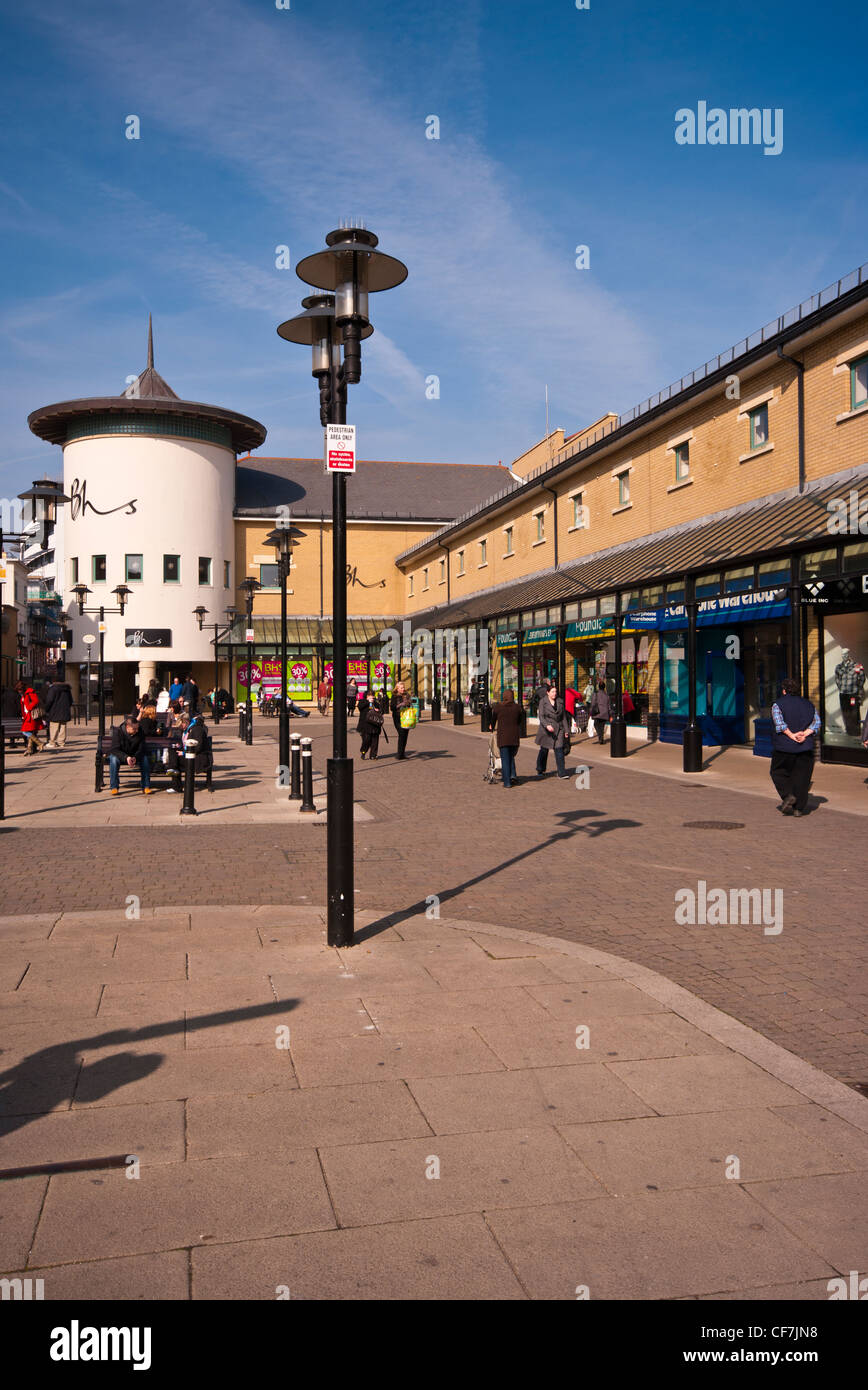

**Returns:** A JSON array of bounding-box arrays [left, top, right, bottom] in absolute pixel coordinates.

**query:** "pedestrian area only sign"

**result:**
[[325, 424, 356, 473]]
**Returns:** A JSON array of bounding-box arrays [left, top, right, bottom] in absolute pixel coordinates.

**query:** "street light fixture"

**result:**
[[238, 577, 261, 746], [264, 521, 306, 774], [72, 582, 132, 790], [278, 224, 407, 948], [192, 605, 230, 724]]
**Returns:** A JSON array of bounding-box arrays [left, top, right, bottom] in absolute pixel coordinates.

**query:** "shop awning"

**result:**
[[407, 469, 868, 627], [220, 616, 398, 647]]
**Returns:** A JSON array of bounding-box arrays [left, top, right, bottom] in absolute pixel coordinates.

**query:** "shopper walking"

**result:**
[[363, 695, 385, 759], [535, 680, 570, 778], [391, 681, 415, 759], [44, 676, 73, 749], [16, 680, 46, 755], [181, 673, 199, 714], [490, 688, 522, 788], [590, 681, 611, 743], [317, 677, 330, 716], [770, 678, 821, 818], [347, 678, 358, 716]]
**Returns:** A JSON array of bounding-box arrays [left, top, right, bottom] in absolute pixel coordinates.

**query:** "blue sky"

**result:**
[[1, 0, 866, 500]]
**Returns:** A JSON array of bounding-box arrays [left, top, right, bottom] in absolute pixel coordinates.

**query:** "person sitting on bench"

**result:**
[[166, 711, 210, 792], [109, 718, 152, 795]]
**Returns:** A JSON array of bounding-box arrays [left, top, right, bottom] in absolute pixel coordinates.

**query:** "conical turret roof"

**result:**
[[121, 315, 179, 400]]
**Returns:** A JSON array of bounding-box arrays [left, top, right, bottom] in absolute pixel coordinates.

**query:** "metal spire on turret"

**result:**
[[147, 313, 154, 370]]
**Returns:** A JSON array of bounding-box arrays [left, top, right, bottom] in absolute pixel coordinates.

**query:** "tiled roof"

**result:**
[[234, 456, 511, 521]]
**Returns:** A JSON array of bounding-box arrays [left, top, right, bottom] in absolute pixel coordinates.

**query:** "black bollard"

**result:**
[[430, 696, 441, 721], [453, 698, 464, 726], [180, 738, 198, 816], [289, 731, 301, 801], [238, 707, 246, 742], [300, 736, 316, 813]]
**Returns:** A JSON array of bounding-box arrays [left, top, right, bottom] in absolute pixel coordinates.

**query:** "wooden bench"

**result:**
[[2, 718, 27, 749], [97, 732, 214, 792]]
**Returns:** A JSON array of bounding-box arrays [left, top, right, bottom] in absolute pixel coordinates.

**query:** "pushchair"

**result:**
[[483, 734, 502, 784]]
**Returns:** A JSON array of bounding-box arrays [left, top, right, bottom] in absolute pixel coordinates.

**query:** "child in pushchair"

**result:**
[[483, 734, 502, 784]]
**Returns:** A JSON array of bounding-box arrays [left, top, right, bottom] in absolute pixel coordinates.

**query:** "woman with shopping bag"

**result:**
[[390, 681, 416, 760]]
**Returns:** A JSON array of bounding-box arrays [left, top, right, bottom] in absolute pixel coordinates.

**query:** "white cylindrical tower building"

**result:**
[[28, 320, 266, 709]]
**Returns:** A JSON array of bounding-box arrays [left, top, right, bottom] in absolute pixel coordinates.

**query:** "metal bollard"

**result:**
[[453, 699, 464, 726], [289, 731, 301, 801], [238, 707, 246, 741], [300, 736, 316, 813], [430, 696, 441, 721], [180, 738, 198, 816]]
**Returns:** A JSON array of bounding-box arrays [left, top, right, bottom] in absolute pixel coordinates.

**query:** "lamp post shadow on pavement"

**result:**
[[278, 224, 407, 948]]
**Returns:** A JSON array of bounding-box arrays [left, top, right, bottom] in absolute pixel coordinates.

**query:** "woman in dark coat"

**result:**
[[590, 681, 611, 744], [535, 680, 570, 778], [357, 690, 372, 757], [490, 689, 522, 788]]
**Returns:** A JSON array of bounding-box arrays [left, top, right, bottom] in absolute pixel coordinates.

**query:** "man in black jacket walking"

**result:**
[[44, 678, 74, 750]]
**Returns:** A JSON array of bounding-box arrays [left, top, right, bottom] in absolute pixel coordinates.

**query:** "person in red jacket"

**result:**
[[15, 680, 45, 755]]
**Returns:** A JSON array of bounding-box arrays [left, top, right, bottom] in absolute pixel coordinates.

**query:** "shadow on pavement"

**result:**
[[0, 999, 300, 1146], [354, 806, 642, 946]]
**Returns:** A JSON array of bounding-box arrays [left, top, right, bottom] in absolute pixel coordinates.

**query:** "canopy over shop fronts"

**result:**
[[218, 615, 400, 702]]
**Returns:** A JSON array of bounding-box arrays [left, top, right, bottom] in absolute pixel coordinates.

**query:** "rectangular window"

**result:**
[[624, 589, 642, 610], [616, 471, 631, 506], [599, 594, 616, 616], [800, 548, 838, 579], [457, 550, 465, 575], [92, 555, 106, 583], [641, 585, 663, 607], [723, 566, 754, 594], [571, 494, 586, 528], [535, 512, 545, 541], [409, 575, 414, 597], [674, 442, 690, 480], [504, 526, 514, 555], [479, 540, 487, 566], [695, 572, 720, 599], [749, 403, 769, 449], [665, 583, 685, 605], [758, 558, 790, 586], [580, 599, 597, 619], [851, 356, 868, 411], [71, 557, 79, 584], [163, 554, 180, 583], [564, 603, 579, 622], [198, 557, 212, 585], [532, 609, 547, 626], [422, 567, 429, 590], [259, 563, 279, 589], [224, 561, 231, 589], [842, 541, 868, 573], [125, 554, 143, 583], [439, 558, 446, 583]]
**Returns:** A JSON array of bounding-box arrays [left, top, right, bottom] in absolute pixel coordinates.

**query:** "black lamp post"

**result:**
[[238, 577, 261, 745], [71, 582, 132, 791], [192, 606, 231, 724], [224, 606, 236, 716], [278, 225, 407, 948], [682, 573, 703, 772], [264, 521, 306, 773], [1, 479, 69, 819]]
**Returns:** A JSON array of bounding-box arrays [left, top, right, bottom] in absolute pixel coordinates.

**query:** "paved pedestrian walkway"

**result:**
[[2, 905, 866, 1300]]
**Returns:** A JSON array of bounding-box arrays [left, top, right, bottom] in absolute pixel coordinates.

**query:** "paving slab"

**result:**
[[0, 1176, 48, 1268], [192, 1214, 525, 1300], [16, 1251, 190, 1300], [72, 1041, 297, 1107], [320, 1125, 604, 1226], [485, 1187, 834, 1300], [0, 1100, 185, 1170], [743, 1170, 868, 1272], [557, 1109, 853, 1196], [30, 1151, 335, 1265], [408, 1065, 655, 1134], [609, 1053, 807, 1113], [290, 1026, 504, 1088]]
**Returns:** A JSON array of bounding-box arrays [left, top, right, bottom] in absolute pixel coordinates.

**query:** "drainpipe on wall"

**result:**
[[777, 344, 806, 496], [541, 484, 559, 568]]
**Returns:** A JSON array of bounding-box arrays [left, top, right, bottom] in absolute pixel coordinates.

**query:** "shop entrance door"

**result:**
[[701, 631, 745, 744]]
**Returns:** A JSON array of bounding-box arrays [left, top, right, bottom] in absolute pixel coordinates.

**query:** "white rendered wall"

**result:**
[[61, 434, 235, 666]]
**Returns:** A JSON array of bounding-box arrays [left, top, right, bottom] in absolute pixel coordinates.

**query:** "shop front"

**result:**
[[628, 587, 792, 747], [565, 616, 651, 722], [496, 626, 558, 711], [803, 565, 868, 766]]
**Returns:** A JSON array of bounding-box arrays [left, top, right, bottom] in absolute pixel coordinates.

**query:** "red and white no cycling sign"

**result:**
[[325, 424, 356, 473]]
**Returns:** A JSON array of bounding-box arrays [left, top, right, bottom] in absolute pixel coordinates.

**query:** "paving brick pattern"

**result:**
[[1, 717, 866, 1086]]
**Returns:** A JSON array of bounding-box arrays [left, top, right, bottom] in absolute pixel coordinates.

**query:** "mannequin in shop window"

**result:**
[[834, 649, 865, 737]]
